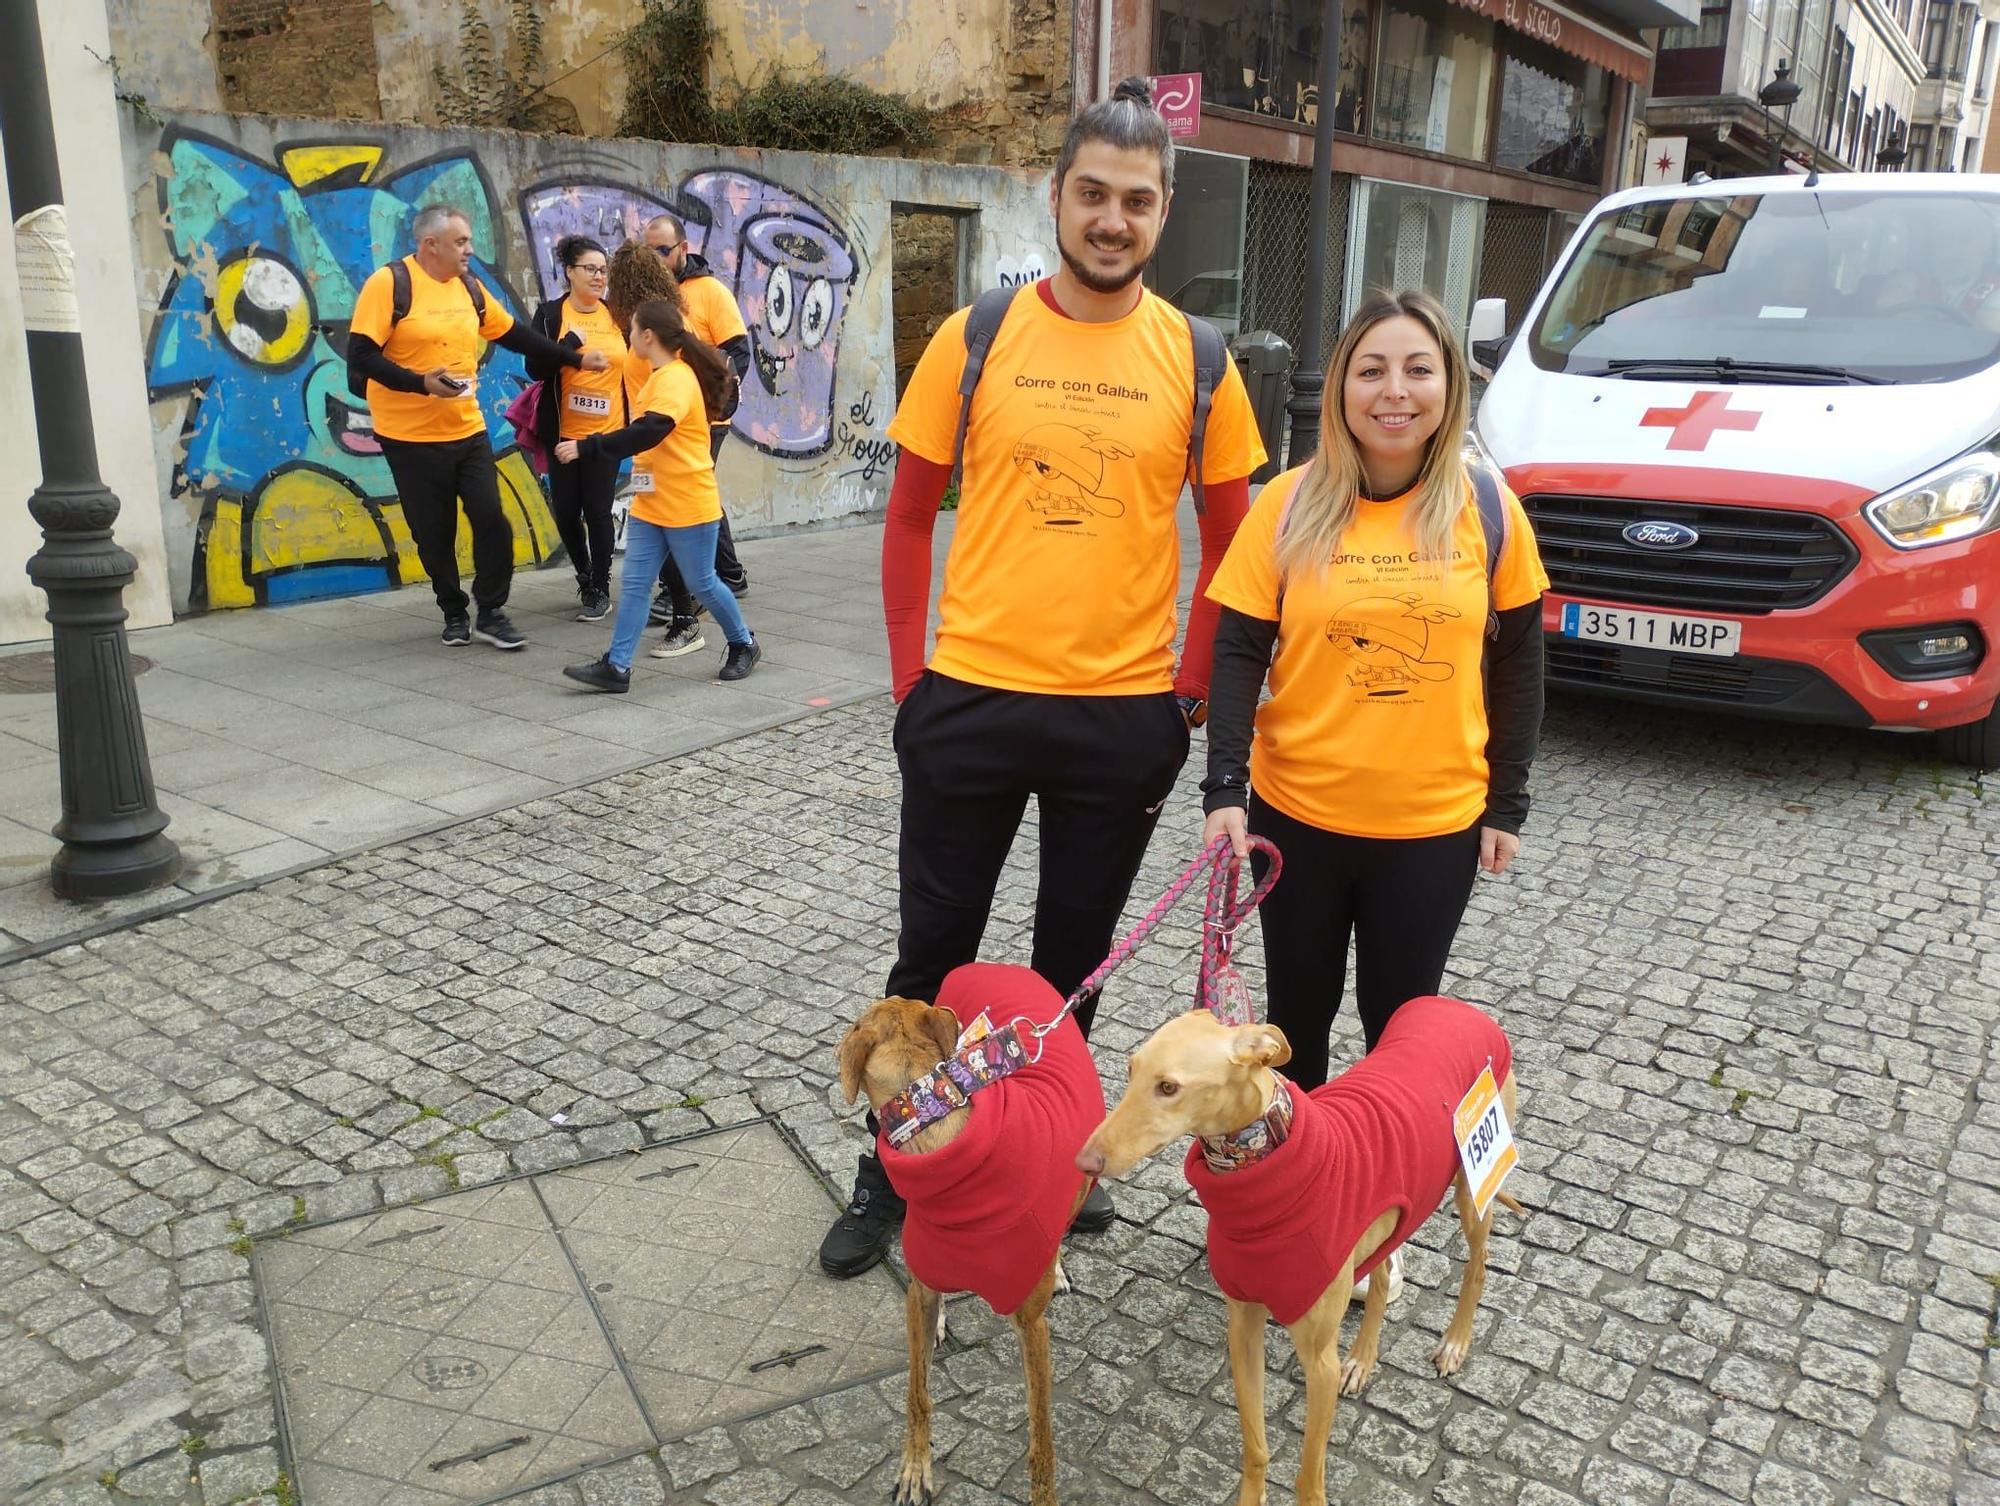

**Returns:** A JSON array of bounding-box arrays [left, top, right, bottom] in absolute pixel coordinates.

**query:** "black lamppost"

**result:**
[[1759, 59, 1802, 174], [1876, 125, 1909, 170], [1284, 0, 1344, 464], [1, 5, 180, 898]]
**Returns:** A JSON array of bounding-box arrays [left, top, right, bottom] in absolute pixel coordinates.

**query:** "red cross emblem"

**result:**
[[1640, 391, 1762, 451]]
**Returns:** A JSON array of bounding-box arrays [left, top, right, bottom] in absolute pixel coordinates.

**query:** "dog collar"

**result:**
[[878, 1022, 1032, 1149], [1198, 1077, 1296, 1173]]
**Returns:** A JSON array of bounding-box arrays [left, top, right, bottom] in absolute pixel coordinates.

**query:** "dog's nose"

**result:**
[[1075, 1147, 1105, 1175]]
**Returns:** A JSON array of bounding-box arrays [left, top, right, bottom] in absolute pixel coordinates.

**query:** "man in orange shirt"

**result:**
[[817, 78, 1268, 1278], [347, 205, 606, 648], [644, 213, 752, 636]]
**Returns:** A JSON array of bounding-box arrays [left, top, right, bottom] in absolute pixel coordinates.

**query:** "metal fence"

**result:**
[[1243, 159, 1351, 373]]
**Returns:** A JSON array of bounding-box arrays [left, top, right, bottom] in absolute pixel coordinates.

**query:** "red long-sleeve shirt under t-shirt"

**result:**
[[880, 278, 1255, 703]]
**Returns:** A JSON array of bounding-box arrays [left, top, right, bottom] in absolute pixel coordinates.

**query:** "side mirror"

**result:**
[[1468, 297, 1507, 378]]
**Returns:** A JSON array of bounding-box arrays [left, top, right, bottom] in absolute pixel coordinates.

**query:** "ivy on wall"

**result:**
[[434, 0, 581, 133]]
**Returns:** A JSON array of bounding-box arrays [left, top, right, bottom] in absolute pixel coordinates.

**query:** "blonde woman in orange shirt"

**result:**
[[558, 300, 759, 690]]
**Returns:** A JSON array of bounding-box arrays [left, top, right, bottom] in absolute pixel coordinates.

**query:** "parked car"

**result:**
[[1470, 172, 2000, 768], [1167, 270, 1242, 338]]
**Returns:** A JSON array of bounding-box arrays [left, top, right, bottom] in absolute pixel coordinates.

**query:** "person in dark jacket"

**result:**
[[527, 236, 628, 620]]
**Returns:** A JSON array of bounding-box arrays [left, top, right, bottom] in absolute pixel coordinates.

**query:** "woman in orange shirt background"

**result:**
[[557, 299, 760, 691], [1200, 288, 1549, 1092]]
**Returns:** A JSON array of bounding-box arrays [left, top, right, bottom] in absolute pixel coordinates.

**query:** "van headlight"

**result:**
[[1864, 450, 2000, 550], [1464, 425, 1499, 472]]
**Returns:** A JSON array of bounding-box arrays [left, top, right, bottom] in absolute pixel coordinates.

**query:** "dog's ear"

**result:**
[[1229, 1023, 1292, 1068], [924, 1004, 961, 1062], [837, 1015, 881, 1106]]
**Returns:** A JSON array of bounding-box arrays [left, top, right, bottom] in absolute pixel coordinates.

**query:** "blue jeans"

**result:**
[[607, 518, 751, 670]]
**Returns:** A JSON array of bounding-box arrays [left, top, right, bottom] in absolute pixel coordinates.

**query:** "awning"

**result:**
[[1447, 0, 1657, 85]]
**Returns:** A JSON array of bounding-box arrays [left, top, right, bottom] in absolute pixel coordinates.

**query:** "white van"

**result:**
[[1469, 172, 2000, 767]]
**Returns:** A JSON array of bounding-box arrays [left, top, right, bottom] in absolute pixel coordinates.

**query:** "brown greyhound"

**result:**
[[837, 965, 1102, 1506], [1075, 999, 1523, 1506]]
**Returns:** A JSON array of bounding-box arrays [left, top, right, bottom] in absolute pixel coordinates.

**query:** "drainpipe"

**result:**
[[1097, 0, 1112, 102]]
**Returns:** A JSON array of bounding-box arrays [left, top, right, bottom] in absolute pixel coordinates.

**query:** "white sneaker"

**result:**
[[1350, 1247, 1404, 1305]]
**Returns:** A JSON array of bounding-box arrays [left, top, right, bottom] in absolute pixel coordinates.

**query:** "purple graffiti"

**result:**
[[518, 181, 677, 301], [520, 171, 856, 458]]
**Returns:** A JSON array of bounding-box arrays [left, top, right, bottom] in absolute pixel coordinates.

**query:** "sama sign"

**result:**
[[1148, 73, 1202, 138]]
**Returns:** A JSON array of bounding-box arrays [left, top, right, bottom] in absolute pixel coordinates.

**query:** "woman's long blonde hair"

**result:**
[[1276, 288, 1473, 584]]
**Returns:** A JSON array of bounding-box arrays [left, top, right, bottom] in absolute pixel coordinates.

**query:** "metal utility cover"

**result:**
[[256, 1122, 904, 1505]]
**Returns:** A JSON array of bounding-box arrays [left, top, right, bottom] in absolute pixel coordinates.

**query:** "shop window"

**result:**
[[1494, 30, 1611, 184], [1371, 0, 1495, 160], [1155, 0, 1367, 130], [1343, 178, 1486, 333]]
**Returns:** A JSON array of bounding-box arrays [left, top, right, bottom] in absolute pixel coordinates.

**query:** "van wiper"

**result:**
[[1590, 356, 1887, 385]]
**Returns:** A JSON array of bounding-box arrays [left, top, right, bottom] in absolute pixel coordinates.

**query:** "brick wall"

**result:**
[[936, 0, 1075, 165], [213, 0, 381, 119], [891, 212, 963, 397]]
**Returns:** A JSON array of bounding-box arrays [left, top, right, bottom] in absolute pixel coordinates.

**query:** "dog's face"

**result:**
[[837, 996, 963, 1111], [1076, 1011, 1291, 1178]]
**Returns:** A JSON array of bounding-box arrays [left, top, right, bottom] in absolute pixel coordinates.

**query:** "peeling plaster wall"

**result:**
[[104, 0, 225, 116], [1, 4, 175, 646], [711, 0, 1011, 110], [118, 109, 1052, 617]]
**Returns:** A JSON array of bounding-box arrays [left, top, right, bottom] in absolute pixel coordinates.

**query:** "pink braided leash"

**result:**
[[1022, 836, 1284, 1054]]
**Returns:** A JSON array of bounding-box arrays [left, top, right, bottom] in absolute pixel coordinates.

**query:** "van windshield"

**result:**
[[1529, 189, 2000, 384]]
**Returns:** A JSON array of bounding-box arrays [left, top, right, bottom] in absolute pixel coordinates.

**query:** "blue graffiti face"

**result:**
[[147, 136, 527, 502]]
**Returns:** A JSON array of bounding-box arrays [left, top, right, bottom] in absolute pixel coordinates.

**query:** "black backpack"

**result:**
[[345, 259, 488, 400], [948, 285, 1231, 514]]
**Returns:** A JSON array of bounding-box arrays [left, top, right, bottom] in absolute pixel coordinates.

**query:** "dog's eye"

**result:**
[[1156, 1080, 1179, 1098]]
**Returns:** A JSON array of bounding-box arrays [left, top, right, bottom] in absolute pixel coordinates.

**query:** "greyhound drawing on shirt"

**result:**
[[1326, 593, 1460, 696], [1012, 424, 1133, 522]]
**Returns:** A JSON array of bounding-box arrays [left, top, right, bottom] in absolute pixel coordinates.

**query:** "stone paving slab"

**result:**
[[253, 1121, 900, 1506], [1, 682, 1997, 1506]]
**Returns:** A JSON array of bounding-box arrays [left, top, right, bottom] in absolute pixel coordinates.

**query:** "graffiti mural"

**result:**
[[147, 132, 557, 610], [521, 171, 857, 458]]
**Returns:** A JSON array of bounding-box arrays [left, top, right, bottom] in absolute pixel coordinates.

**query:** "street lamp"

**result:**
[[1759, 59, 1802, 174], [1284, 0, 1343, 464], [1876, 125, 1909, 170], [0, 5, 180, 898]]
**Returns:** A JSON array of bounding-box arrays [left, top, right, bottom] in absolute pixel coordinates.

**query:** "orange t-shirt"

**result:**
[[679, 273, 749, 347], [351, 258, 514, 443], [627, 357, 720, 529], [886, 284, 1267, 696], [557, 299, 628, 440], [1206, 464, 1550, 838]]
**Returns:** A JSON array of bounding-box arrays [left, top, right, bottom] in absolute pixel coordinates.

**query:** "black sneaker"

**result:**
[[647, 596, 673, 627], [724, 575, 750, 599], [562, 656, 630, 694], [441, 614, 471, 648], [474, 611, 526, 650], [717, 637, 761, 682], [578, 588, 611, 622], [1070, 1181, 1115, 1234], [819, 1159, 904, 1278]]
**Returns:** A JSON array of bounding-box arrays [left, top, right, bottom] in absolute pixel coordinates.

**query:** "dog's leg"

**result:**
[[1340, 1252, 1392, 1396], [1008, 1261, 1062, 1506], [1226, 1298, 1271, 1506], [897, 1279, 942, 1506], [1435, 1171, 1494, 1376], [1288, 1283, 1348, 1506]]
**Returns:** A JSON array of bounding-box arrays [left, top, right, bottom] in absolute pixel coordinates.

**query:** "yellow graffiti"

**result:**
[[206, 453, 560, 609], [280, 144, 384, 189]]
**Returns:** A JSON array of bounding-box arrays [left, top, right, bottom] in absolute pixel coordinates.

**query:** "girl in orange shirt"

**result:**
[[558, 300, 760, 690]]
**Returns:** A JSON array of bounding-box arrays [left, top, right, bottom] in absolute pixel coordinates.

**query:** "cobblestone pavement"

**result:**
[[1, 690, 1997, 1506]]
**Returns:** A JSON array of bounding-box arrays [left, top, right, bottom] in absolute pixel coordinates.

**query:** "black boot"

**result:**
[[818, 1151, 904, 1278]]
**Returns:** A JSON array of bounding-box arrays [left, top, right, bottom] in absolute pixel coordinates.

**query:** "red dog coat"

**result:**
[[1184, 995, 1513, 1325], [876, 963, 1105, 1315]]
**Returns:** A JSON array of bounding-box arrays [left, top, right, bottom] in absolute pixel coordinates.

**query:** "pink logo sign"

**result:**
[[1148, 73, 1202, 138]]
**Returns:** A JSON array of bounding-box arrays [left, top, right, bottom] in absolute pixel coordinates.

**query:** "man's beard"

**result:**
[[1058, 225, 1147, 295]]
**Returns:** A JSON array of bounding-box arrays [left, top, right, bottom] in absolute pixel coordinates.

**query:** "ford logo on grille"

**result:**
[[1622, 520, 1700, 551]]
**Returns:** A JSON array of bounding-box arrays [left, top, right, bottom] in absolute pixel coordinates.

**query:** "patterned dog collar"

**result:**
[[1198, 1077, 1296, 1173], [878, 1022, 1033, 1148]]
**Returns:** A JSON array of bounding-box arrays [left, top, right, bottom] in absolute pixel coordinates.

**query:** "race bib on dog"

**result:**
[[1453, 1064, 1517, 1219]]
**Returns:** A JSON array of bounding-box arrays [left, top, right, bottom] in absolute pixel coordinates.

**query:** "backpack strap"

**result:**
[[388, 258, 412, 327], [461, 272, 487, 321], [1184, 312, 1228, 517], [1468, 460, 1508, 641], [951, 286, 1023, 477]]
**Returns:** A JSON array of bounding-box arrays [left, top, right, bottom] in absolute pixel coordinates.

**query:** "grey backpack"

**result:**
[[948, 285, 1231, 514]]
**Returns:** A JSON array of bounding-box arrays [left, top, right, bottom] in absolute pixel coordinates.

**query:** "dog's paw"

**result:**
[[1339, 1351, 1377, 1396], [893, 1453, 935, 1506], [1432, 1335, 1472, 1377], [1053, 1258, 1071, 1295]]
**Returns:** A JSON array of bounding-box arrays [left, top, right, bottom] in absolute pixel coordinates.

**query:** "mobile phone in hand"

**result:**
[[439, 374, 470, 394]]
